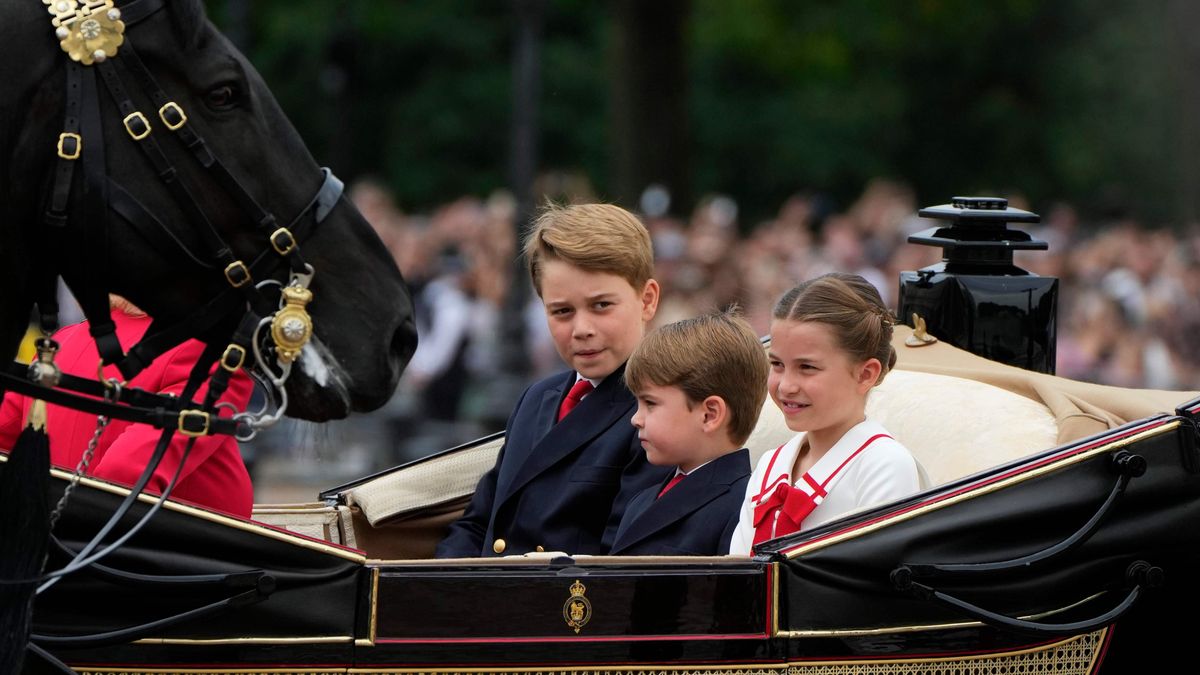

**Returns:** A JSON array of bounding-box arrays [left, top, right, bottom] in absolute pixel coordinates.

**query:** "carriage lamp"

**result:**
[[898, 196, 1058, 373]]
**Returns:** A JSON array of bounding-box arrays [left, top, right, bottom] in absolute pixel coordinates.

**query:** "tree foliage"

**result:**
[[205, 0, 1192, 225]]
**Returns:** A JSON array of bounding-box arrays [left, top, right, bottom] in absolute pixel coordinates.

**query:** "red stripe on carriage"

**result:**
[[376, 633, 767, 644]]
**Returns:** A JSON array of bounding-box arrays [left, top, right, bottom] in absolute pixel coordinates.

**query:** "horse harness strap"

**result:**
[[92, 57, 277, 319], [0, 361, 238, 438], [118, 41, 309, 277], [80, 55, 117, 359], [103, 168, 341, 384], [114, 0, 165, 26], [106, 178, 215, 269], [44, 63, 82, 229]]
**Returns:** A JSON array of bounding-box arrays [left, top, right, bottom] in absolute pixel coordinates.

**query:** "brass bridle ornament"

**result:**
[[45, 0, 126, 65]]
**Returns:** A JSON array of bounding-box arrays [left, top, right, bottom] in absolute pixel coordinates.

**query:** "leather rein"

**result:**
[[2, 0, 346, 441]]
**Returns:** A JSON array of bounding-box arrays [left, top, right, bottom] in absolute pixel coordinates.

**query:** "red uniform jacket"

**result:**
[[0, 310, 255, 518]]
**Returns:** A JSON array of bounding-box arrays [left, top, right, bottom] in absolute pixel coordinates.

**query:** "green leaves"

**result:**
[[206, 0, 1191, 224]]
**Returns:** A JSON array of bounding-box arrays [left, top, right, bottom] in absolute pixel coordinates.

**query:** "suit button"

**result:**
[[493, 539, 506, 554], [536, 545, 545, 553]]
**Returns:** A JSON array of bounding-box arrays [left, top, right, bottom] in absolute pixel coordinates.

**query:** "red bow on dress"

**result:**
[[749, 433, 891, 548], [751, 476, 826, 546]]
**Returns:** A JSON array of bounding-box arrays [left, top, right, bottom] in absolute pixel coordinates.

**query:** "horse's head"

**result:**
[[3, 0, 417, 421]]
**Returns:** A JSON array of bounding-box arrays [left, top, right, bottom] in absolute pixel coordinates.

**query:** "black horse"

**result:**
[[0, 0, 417, 422], [0, 1, 417, 671]]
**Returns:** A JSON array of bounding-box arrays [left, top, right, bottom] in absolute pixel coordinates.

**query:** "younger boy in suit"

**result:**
[[436, 204, 670, 558], [610, 311, 768, 555]]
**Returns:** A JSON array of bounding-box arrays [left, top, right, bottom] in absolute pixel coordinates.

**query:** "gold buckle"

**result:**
[[96, 360, 126, 390], [224, 260, 251, 288], [123, 111, 151, 140], [270, 227, 297, 256], [158, 101, 188, 130], [57, 132, 82, 160], [178, 409, 210, 437], [221, 344, 246, 372]]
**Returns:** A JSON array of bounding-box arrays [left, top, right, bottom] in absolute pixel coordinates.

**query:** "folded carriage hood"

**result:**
[[891, 324, 1195, 444]]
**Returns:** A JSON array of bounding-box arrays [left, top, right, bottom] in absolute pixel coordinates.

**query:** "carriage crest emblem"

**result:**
[[562, 579, 592, 633]]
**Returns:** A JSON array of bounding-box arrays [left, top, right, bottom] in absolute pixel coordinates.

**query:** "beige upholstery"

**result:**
[[345, 436, 503, 525], [889, 326, 1193, 445], [250, 502, 355, 548]]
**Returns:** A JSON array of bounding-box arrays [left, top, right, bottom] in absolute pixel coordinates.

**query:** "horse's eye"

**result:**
[[206, 84, 238, 109]]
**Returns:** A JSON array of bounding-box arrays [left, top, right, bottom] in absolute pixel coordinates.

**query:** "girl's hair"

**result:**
[[773, 273, 896, 384]]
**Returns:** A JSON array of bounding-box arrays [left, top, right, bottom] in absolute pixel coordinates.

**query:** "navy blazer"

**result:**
[[436, 367, 669, 558], [609, 449, 751, 556]]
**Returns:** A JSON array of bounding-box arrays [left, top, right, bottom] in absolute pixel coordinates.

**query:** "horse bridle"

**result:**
[[0, 2, 358, 660], [2, 0, 347, 440]]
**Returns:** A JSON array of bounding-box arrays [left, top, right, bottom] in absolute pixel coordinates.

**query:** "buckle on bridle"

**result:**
[[270, 227, 297, 256], [96, 360, 126, 392], [57, 132, 82, 160], [221, 344, 246, 372], [178, 409, 210, 437], [224, 260, 252, 288], [158, 101, 188, 130], [123, 111, 151, 140]]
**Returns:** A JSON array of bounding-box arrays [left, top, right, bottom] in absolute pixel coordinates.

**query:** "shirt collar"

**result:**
[[573, 373, 600, 389], [677, 457, 718, 477]]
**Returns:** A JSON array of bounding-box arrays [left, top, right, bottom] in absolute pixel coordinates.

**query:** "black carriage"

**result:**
[[24, 327, 1200, 675]]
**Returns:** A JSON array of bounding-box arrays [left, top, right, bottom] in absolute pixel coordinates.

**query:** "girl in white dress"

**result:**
[[729, 273, 927, 554]]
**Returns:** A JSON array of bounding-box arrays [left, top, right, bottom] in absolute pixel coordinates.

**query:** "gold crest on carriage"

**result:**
[[563, 579, 592, 634]]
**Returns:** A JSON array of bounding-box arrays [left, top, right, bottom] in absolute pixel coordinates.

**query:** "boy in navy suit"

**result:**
[[610, 312, 768, 555], [436, 204, 670, 558]]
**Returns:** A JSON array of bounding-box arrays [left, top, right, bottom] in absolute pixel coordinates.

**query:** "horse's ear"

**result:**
[[167, 0, 208, 48]]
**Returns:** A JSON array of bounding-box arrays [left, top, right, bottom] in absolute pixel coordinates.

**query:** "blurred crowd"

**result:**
[[247, 175, 1200, 488]]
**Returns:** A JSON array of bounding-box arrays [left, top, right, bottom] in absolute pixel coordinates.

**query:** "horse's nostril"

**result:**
[[390, 317, 418, 370]]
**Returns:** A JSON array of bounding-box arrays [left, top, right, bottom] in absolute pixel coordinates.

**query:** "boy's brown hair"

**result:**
[[625, 311, 768, 446], [524, 203, 654, 296]]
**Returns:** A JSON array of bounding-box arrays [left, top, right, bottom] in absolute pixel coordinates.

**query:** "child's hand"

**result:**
[[507, 550, 570, 560]]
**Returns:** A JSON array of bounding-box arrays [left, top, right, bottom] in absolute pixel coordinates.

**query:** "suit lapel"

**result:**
[[498, 369, 634, 505], [612, 450, 750, 552], [492, 371, 569, 504]]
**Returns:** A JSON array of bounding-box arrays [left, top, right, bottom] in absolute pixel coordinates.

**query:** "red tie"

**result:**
[[657, 473, 685, 498], [557, 379, 594, 421]]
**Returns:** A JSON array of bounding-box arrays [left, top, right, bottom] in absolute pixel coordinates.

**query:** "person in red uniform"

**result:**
[[0, 297, 255, 518]]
